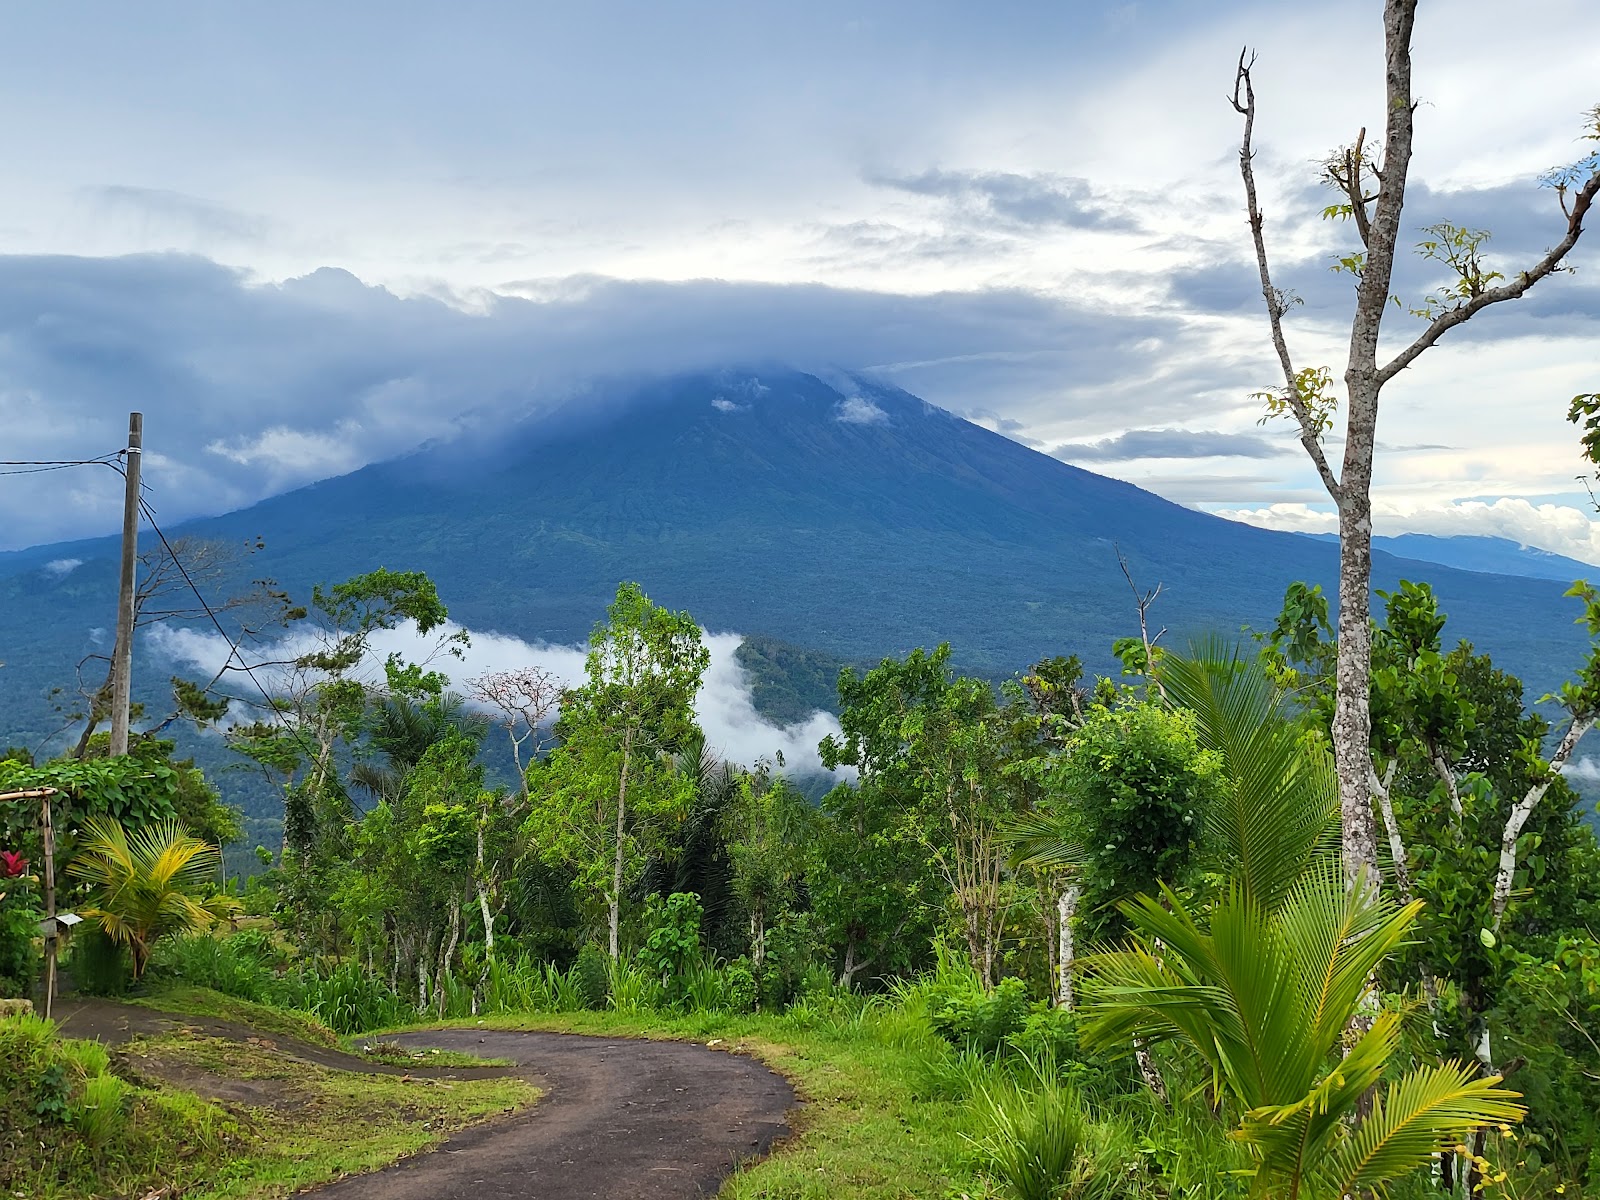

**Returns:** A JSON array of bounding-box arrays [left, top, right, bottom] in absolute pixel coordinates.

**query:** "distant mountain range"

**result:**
[[2, 368, 1593, 758], [1302, 532, 1596, 583]]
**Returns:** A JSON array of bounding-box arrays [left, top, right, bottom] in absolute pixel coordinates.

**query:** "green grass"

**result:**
[[2, 1000, 537, 1200], [133, 984, 343, 1048], [389, 1005, 1006, 1199], [122, 1030, 536, 1199]]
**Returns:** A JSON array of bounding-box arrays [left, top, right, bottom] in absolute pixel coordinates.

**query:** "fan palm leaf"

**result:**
[[999, 808, 1087, 874]]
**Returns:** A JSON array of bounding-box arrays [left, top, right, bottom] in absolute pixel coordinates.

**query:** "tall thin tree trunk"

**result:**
[[1332, 0, 1417, 891], [1135, 1041, 1169, 1107], [1057, 884, 1078, 1011], [609, 728, 634, 960], [476, 818, 496, 963]]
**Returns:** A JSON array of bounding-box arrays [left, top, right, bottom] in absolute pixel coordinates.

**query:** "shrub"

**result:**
[[636, 892, 702, 1005], [1009, 1007, 1131, 1100], [756, 911, 824, 1010], [722, 959, 757, 1014], [930, 977, 1030, 1056], [0, 890, 39, 999]]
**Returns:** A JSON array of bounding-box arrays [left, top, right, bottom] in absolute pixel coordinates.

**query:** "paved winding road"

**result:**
[[55, 1001, 795, 1199], [309, 1029, 794, 1199]]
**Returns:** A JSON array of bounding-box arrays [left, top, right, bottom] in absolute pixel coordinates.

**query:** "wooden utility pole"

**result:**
[[110, 412, 143, 756]]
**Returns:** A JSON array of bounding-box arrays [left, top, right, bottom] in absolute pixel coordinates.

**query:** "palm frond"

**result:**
[[1159, 639, 1338, 911], [1323, 1062, 1525, 1197], [998, 809, 1087, 873]]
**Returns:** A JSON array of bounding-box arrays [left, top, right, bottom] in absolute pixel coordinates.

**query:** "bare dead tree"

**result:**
[[1230, 5, 1600, 888], [1116, 547, 1167, 703], [467, 666, 565, 799]]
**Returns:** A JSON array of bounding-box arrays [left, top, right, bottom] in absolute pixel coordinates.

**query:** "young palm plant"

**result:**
[[66, 817, 240, 980], [1080, 645, 1524, 1197], [1083, 857, 1523, 1197]]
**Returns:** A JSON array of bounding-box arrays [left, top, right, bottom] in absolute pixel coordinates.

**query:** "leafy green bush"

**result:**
[[756, 911, 824, 1010], [0, 884, 38, 999], [636, 892, 702, 1005], [1008, 1007, 1130, 1099], [722, 958, 757, 1014], [930, 977, 1030, 1055]]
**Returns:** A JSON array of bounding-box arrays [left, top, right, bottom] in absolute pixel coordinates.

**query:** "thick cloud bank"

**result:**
[[148, 621, 844, 777], [0, 255, 1214, 550]]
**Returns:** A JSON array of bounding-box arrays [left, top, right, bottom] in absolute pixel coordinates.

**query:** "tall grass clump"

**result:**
[[147, 931, 277, 1001], [286, 961, 407, 1034], [969, 1061, 1104, 1200], [74, 1072, 131, 1148]]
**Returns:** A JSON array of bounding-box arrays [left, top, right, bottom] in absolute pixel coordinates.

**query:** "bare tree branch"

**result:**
[[1378, 169, 1600, 387], [1232, 47, 1343, 502]]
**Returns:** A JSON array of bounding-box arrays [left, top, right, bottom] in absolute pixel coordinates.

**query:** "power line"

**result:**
[[134, 493, 324, 770], [0, 453, 123, 478]]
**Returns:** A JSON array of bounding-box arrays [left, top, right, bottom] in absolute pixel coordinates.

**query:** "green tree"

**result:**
[[525, 583, 708, 959], [722, 767, 813, 974], [65, 817, 240, 979], [1259, 579, 1600, 1188], [820, 646, 1021, 986]]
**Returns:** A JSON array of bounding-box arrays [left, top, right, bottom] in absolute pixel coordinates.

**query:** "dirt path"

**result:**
[[54, 1001, 796, 1199]]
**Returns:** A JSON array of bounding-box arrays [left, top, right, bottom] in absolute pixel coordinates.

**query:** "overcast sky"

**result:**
[[2, 1, 1599, 558]]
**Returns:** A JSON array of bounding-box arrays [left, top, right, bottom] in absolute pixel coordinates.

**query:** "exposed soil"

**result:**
[[53, 1000, 796, 1198]]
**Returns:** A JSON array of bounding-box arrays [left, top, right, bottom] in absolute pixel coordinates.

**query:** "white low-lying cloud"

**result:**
[[1559, 756, 1600, 785], [43, 558, 83, 577], [1215, 497, 1600, 566], [147, 621, 844, 778]]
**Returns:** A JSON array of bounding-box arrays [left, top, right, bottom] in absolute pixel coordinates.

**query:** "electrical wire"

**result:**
[[0, 453, 123, 478], [135, 494, 325, 769]]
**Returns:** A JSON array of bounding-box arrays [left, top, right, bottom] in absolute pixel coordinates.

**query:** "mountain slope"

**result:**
[[0, 369, 1591, 753], [1303, 532, 1597, 582]]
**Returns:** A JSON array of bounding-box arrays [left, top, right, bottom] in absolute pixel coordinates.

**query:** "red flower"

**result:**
[[0, 850, 27, 878]]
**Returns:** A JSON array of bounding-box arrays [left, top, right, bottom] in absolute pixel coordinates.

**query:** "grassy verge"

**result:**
[[2, 1004, 537, 1200], [123, 1029, 536, 1199], [132, 984, 343, 1048], [388, 1007, 995, 1199]]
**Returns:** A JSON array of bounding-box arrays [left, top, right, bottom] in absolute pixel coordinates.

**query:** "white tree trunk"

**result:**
[[609, 729, 634, 961], [1491, 716, 1594, 931], [1057, 884, 1078, 1011]]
